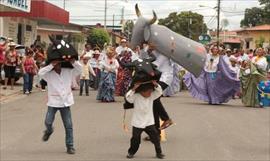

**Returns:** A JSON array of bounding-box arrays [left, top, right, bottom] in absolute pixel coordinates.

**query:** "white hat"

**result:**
[[121, 39, 127, 43], [8, 42, 16, 46], [226, 48, 232, 52], [229, 55, 237, 62]]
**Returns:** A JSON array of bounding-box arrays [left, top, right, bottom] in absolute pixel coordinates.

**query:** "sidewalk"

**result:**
[[0, 78, 40, 104]]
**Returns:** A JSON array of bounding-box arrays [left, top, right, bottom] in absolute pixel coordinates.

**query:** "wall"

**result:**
[[0, 17, 37, 46], [238, 30, 270, 49]]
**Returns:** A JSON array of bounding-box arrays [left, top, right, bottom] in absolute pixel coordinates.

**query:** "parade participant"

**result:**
[[22, 48, 38, 94], [89, 47, 102, 90], [240, 48, 267, 107], [223, 48, 232, 65], [79, 57, 96, 96], [115, 50, 133, 96], [150, 49, 174, 132], [96, 47, 119, 102], [40, 37, 82, 154], [184, 46, 240, 105], [3, 42, 18, 90], [81, 44, 93, 58], [0, 37, 7, 82], [115, 39, 132, 55], [34, 45, 46, 68], [257, 75, 270, 107], [163, 62, 181, 97], [125, 80, 165, 159]]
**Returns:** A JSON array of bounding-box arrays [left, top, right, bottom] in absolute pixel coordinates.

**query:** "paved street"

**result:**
[[1, 90, 270, 161]]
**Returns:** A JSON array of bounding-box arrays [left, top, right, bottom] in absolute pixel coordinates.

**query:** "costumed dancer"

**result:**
[[150, 50, 174, 136], [125, 81, 165, 159], [163, 61, 181, 97], [39, 37, 82, 154], [89, 47, 102, 90], [115, 50, 133, 96], [96, 47, 119, 102], [240, 48, 268, 107], [184, 46, 240, 104]]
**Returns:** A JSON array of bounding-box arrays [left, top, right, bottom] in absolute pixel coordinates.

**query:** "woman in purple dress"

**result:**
[[184, 46, 240, 104]]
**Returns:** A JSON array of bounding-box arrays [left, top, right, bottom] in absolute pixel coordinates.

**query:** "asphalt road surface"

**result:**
[[1, 90, 269, 161]]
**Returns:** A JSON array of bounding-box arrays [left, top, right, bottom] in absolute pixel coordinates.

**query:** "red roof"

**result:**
[[0, 0, 69, 25], [236, 24, 270, 32]]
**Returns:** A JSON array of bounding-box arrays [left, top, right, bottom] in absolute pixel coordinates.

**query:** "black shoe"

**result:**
[[86, 93, 89, 96], [67, 147, 76, 154], [156, 153, 165, 159], [42, 130, 53, 142], [79, 93, 82, 96], [126, 153, 134, 159]]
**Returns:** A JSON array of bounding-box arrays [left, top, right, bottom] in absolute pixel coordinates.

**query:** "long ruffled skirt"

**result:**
[[96, 72, 116, 102]]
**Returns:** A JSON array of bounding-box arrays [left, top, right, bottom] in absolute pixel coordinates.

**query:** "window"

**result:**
[[26, 25, 32, 31]]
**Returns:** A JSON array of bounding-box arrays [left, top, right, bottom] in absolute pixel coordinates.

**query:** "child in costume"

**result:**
[[39, 37, 82, 154], [125, 80, 165, 159], [79, 57, 96, 96]]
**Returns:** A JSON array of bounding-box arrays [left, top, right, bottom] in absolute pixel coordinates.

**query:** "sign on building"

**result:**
[[0, 0, 31, 12]]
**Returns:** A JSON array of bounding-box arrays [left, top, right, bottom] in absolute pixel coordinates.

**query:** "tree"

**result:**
[[87, 28, 110, 49], [159, 11, 207, 41], [123, 20, 134, 42], [240, 1, 270, 27], [240, 7, 264, 27]]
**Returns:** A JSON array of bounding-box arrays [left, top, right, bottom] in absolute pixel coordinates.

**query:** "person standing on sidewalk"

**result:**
[[39, 37, 82, 154], [3, 42, 18, 90], [21, 48, 38, 94]]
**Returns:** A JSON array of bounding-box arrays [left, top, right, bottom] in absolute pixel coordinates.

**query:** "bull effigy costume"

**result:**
[[123, 4, 209, 139], [39, 36, 82, 154]]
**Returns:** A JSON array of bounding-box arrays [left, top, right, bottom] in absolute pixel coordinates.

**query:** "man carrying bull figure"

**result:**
[[123, 43, 174, 141]]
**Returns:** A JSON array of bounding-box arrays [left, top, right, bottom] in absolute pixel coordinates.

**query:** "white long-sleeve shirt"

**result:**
[[152, 51, 174, 85], [38, 61, 82, 108], [125, 85, 163, 128]]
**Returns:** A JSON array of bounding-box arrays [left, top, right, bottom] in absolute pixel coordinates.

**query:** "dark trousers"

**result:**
[[80, 79, 89, 95], [23, 73, 33, 93], [45, 106, 73, 148], [154, 81, 170, 135], [128, 125, 162, 155], [40, 79, 47, 89]]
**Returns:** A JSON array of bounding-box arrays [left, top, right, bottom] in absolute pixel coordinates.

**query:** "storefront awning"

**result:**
[[0, 0, 69, 25]]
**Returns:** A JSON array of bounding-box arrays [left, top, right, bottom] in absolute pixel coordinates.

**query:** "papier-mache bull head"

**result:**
[[131, 4, 207, 77], [47, 35, 79, 68], [120, 56, 161, 83]]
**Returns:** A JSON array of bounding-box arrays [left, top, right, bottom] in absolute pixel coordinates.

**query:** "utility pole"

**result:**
[[63, 0, 66, 9], [217, 0, 221, 46], [104, 0, 107, 29], [112, 14, 115, 31]]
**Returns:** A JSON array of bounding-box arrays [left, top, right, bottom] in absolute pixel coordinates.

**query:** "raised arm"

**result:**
[[38, 63, 54, 81]]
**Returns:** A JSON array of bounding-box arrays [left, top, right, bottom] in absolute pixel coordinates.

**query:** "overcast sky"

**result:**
[[48, 0, 261, 30]]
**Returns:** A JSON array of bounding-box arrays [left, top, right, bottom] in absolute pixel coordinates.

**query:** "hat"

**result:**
[[8, 42, 16, 46], [121, 39, 127, 43], [226, 48, 232, 52], [229, 55, 237, 62]]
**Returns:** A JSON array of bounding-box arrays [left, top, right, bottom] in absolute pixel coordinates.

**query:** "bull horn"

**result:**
[[135, 4, 141, 17], [149, 11, 157, 24]]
